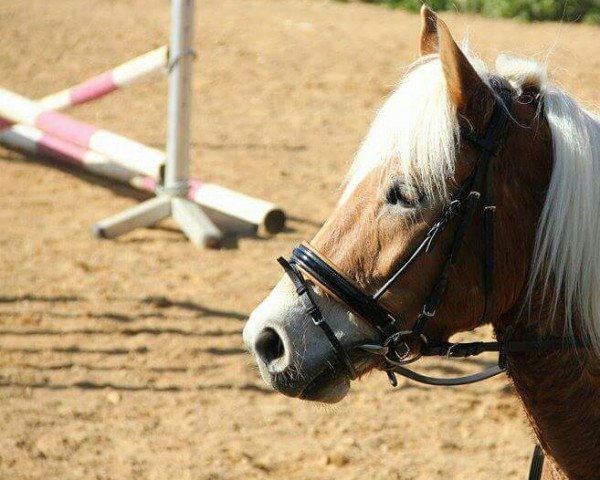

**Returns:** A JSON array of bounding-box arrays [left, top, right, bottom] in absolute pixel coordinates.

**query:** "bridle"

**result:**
[[276, 76, 590, 478], [279, 75, 591, 385], [278, 75, 590, 384]]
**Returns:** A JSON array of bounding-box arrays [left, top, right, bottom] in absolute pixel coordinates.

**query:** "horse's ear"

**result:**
[[437, 17, 492, 128], [419, 6, 439, 56]]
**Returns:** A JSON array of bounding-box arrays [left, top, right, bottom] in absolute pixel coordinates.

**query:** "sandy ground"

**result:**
[[0, 1, 599, 479]]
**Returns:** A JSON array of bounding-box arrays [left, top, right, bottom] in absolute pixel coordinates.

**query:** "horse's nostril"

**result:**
[[255, 328, 285, 365]]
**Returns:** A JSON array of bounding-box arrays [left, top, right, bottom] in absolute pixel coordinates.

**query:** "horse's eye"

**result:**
[[385, 182, 424, 208]]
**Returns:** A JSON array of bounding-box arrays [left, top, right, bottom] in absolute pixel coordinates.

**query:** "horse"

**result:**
[[243, 7, 600, 479]]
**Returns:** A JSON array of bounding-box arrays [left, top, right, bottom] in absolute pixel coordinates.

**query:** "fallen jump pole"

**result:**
[[0, 87, 164, 178], [135, 178, 285, 234], [92, 0, 225, 247], [1, 124, 137, 183], [0, 46, 168, 131], [0, 124, 285, 234], [0, 39, 284, 224], [0, 0, 286, 246], [39, 46, 168, 111]]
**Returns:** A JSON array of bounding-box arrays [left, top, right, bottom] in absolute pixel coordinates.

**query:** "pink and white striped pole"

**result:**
[[0, 124, 140, 184], [0, 46, 168, 132], [38, 46, 168, 111], [0, 87, 164, 178], [0, 125, 285, 233], [0, 0, 286, 242]]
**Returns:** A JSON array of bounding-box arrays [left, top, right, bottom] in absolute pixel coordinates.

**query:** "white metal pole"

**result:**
[[92, 0, 222, 247], [164, 0, 195, 193]]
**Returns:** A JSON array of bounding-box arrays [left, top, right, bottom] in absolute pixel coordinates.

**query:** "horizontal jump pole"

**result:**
[[0, 125, 285, 234], [39, 46, 168, 111], [134, 178, 286, 234], [0, 46, 168, 132], [0, 86, 164, 178], [0, 124, 138, 183]]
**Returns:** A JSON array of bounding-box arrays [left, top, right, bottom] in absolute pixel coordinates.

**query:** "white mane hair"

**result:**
[[341, 49, 600, 357], [341, 48, 488, 204], [341, 55, 460, 204], [501, 57, 600, 355]]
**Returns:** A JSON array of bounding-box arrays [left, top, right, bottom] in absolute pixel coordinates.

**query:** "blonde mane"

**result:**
[[342, 49, 600, 357], [505, 59, 600, 353], [341, 56, 459, 204]]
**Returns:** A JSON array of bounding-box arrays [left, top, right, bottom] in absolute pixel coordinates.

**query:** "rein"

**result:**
[[277, 76, 590, 478]]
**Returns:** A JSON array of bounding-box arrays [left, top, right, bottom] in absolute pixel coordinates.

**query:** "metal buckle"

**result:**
[[446, 199, 462, 218], [392, 342, 411, 360], [386, 314, 400, 327], [383, 331, 427, 366], [422, 304, 437, 317], [295, 284, 308, 295], [424, 200, 461, 254], [307, 309, 324, 325], [445, 343, 459, 358], [358, 344, 389, 356], [424, 223, 442, 253]]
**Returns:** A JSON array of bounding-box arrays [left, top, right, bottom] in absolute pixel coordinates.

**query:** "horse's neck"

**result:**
[[497, 305, 600, 479]]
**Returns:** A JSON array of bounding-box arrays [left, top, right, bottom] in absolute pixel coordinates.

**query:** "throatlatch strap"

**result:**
[[528, 445, 545, 480]]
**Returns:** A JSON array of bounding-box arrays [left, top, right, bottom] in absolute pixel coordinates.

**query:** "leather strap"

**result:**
[[410, 76, 514, 337], [412, 189, 481, 334], [372, 172, 476, 301], [390, 364, 504, 386], [277, 256, 358, 379], [482, 78, 512, 325], [380, 334, 591, 387], [528, 445, 545, 480], [421, 337, 592, 358], [292, 244, 400, 335]]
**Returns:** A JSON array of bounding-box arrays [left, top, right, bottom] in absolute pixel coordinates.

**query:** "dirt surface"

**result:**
[[0, 1, 599, 479]]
